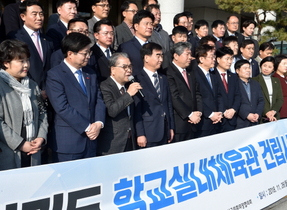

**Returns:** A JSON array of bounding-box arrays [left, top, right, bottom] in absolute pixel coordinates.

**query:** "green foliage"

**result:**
[[215, 0, 287, 42]]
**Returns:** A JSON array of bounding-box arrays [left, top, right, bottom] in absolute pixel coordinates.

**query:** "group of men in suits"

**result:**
[[0, 0, 275, 164]]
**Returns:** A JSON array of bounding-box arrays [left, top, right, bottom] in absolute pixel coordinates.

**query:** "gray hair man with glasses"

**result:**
[[115, 1, 139, 47], [97, 52, 142, 155], [88, 0, 111, 44], [90, 18, 116, 83]]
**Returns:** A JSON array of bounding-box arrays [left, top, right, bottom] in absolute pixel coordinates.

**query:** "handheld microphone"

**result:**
[[128, 75, 145, 98]]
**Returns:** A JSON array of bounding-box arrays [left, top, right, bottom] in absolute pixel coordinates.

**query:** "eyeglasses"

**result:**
[[125, 9, 138, 14], [98, 31, 114, 36], [69, 29, 89, 35], [77, 51, 93, 57], [95, 4, 112, 9], [115, 65, 133, 71]]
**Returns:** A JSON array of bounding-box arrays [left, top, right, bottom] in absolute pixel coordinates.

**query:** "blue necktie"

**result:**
[[105, 48, 110, 59], [206, 72, 213, 89], [153, 73, 161, 99], [75, 70, 87, 95]]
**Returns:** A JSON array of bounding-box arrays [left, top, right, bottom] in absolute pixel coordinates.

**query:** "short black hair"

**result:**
[[235, 59, 250, 70], [0, 39, 30, 70], [68, 17, 88, 30], [172, 26, 188, 36], [194, 19, 209, 30], [260, 56, 275, 68], [240, 39, 254, 48], [223, 36, 238, 46], [56, 0, 77, 8], [259, 42, 274, 51], [173, 12, 186, 27], [61, 32, 91, 57], [92, 0, 110, 6], [120, 1, 137, 13], [145, 4, 160, 12], [242, 19, 257, 29], [140, 42, 162, 61], [141, 0, 158, 9], [93, 18, 113, 33], [199, 35, 216, 46], [20, 0, 43, 14], [216, 46, 234, 58], [195, 44, 214, 63], [211, 20, 225, 29], [133, 9, 154, 25], [274, 54, 287, 71], [182, 11, 193, 18]]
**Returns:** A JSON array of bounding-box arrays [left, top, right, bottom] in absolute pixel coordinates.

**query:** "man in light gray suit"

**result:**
[[88, 0, 111, 44], [97, 52, 142, 155], [115, 1, 138, 48]]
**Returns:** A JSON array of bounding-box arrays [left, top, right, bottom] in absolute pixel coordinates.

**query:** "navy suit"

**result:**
[[90, 44, 115, 83], [46, 61, 106, 161], [236, 79, 264, 129], [167, 64, 202, 141], [46, 21, 67, 50], [8, 27, 54, 89], [118, 37, 144, 75], [211, 69, 241, 132], [194, 66, 223, 137], [235, 55, 259, 77], [134, 70, 175, 146]]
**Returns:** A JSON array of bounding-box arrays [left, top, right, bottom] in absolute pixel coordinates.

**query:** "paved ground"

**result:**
[[263, 196, 287, 210]]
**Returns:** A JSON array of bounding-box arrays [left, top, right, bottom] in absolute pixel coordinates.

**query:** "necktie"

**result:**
[[120, 87, 125, 95], [32, 31, 43, 61], [75, 70, 87, 95], [153, 73, 161, 99], [105, 48, 110, 59], [206, 72, 213, 89], [182, 69, 190, 89], [221, 73, 228, 93]]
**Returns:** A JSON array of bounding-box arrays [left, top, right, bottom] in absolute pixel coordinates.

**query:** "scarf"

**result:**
[[0, 69, 35, 141]]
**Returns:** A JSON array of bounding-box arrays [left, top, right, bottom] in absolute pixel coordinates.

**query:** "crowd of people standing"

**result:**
[[0, 0, 287, 171]]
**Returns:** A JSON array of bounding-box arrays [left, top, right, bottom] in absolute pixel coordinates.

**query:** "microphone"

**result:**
[[128, 75, 145, 98]]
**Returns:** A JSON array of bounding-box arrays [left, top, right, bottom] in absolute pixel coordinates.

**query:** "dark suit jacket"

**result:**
[[194, 66, 224, 133], [118, 37, 143, 76], [97, 77, 135, 155], [273, 73, 287, 118], [166, 64, 202, 134], [253, 74, 283, 120], [8, 27, 54, 89], [46, 61, 106, 154], [235, 55, 259, 78], [0, 2, 23, 38], [211, 69, 241, 129], [90, 44, 115, 83], [115, 22, 134, 47], [134, 70, 175, 142], [236, 79, 264, 129], [188, 34, 197, 57], [46, 21, 67, 50]]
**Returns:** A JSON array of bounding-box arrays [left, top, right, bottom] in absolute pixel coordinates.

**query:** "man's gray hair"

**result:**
[[170, 42, 192, 59], [108, 52, 129, 69]]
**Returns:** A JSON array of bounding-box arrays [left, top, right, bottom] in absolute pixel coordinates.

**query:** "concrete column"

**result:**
[[158, 0, 184, 34]]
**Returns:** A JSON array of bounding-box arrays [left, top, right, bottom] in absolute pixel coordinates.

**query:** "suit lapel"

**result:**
[[141, 70, 160, 100], [61, 62, 88, 97], [258, 74, 270, 104]]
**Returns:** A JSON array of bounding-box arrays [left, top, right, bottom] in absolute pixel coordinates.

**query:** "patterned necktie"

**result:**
[[75, 70, 87, 95], [32, 31, 43, 61], [105, 48, 111, 59], [221, 73, 228, 93], [120, 87, 125, 95], [153, 73, 161, 99], [182, 69, 190, 89], [206, 72, 213, 89]]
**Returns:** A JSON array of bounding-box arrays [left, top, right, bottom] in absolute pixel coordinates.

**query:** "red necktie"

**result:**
[[182, 69, 190, 89], [221, 73, 228, 93]]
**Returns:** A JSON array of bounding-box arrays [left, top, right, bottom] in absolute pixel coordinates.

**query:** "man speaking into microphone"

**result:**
[[97, 52, 142, 155]]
